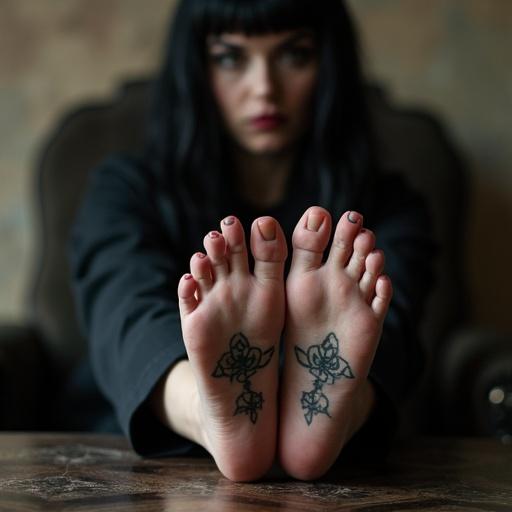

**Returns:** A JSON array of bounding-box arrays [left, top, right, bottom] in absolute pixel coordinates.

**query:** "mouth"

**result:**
[[248, 113, 286, 131]]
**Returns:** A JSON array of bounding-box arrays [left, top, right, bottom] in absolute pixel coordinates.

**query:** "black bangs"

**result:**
[[191, 0, 325, 36], [147, 0, 373, 234]]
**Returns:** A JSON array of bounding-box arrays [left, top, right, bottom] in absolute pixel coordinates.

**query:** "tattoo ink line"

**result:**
[[295, 332, 354, 425], [212, 332, 274, 424]]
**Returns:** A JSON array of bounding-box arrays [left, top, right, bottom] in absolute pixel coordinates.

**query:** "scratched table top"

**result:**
[[0, 434, 510, 511]]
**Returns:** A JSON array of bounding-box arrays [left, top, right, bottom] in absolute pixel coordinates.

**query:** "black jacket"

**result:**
[[69, 153, 434, 459]]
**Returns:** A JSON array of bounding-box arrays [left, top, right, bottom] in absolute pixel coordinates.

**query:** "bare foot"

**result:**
[[178, 215, 287, 481], [279, 207, 392, 480]]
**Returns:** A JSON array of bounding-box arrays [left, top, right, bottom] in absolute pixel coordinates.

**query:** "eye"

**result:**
[[210, 51, 245, 70], [279, 46, 316, 67]]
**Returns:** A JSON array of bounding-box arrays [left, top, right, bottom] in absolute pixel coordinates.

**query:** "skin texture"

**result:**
[[177, 217, 287, 481], [207, 29, 319, 208], [207, 29, 318, 156], [167, 210, 390, 481], [280, 207, 391, 480]]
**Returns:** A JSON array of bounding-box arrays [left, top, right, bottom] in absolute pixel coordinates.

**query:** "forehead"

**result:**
[[207, 29, 315, 49]]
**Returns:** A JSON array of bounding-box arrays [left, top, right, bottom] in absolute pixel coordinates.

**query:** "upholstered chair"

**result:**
[[0, 79, 509, 441]]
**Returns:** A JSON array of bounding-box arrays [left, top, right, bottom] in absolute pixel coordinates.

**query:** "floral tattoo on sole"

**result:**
[[212, 333, 274, 424], [295, 332, 355, 425]]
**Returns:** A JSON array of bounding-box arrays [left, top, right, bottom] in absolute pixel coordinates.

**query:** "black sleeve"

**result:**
[[69, 155, 200, 456], [341, 172, 435, 462]]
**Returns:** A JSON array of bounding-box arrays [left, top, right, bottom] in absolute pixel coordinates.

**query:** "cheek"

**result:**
[[210, 74, 241, 124], [286, 72, 318, 112]]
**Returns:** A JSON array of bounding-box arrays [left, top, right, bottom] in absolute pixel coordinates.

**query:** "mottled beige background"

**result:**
[[1, 1, 511, 334]]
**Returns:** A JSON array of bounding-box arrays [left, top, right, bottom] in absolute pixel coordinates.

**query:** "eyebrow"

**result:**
[[207, 39, 242, 52], [279, 30, 316, 47], [207, 30, 315, 51]]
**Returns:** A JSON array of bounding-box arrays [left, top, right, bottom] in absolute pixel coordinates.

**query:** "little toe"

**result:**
[[327, 211, 363, 268], [345, 228, 376, 280], [190, 252, 213, 294], [372, 275, 393, 319], [178, 274, 199, 316], [250, 217, 288, 283], [359, 250, 385, 304], [203, 230, 229, 280], [290, 206, 332, 273], [220, 215, 249, 275]]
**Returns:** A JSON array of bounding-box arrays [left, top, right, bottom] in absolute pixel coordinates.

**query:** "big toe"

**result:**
[[250, 217, 288, 283], [289, 206, 332, 274]]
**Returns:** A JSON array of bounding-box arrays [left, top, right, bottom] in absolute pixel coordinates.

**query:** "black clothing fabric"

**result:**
[[69, 153, 433, 459]]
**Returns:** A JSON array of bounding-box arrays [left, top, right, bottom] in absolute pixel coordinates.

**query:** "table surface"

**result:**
[[0, 434, 510, 512]]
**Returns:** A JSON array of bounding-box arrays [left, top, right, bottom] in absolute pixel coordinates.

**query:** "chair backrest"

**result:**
[[29, 80, 152, 371], [29, 80, 469, 410]]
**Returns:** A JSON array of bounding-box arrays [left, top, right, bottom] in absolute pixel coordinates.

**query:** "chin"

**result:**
[[244, 137, 291, 156]]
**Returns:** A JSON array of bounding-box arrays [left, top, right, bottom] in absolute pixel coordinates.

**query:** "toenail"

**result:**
[[184, 273, 193, 280], [196, 252, 206, 259], [257, 218, 276, 241], [348, 211, 360, 224], [306, 213, 324, 232], [209, 231, 220, 239], [223, 216, 235, 226]]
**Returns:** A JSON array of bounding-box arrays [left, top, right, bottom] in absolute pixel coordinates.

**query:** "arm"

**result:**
[[69, 155, 198, 456], [369, 172, 434, 407]]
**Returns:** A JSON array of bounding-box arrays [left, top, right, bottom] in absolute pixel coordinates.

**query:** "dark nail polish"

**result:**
[[223, 216, 235, 226], [184, 274, 193, 280], [348, 211, 360, 224], [209, 231, 220, 239]]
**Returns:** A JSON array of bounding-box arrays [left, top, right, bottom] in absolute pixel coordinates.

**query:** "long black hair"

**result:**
[[145, 0, 376, 231]]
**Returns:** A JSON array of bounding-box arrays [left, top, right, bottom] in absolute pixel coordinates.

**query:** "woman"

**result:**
[[70, 0, 433, 481]]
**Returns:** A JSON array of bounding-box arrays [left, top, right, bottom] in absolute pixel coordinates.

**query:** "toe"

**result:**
[[203, 231, 229, 280], [345, 228, 376, 280], [178, 274, 199, 315], [359, 250, 385, 303], [190, 252, 213, 294], [372, 275, 393, 319], [220, 215, 249, 275], [290, 207, 332, 273], [327, 211, 363, 267], [250, 217, 288, 283]]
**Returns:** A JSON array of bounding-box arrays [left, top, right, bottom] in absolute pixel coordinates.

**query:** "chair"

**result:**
[[0, 79, 150, 429], [1, 79, 510, 440]]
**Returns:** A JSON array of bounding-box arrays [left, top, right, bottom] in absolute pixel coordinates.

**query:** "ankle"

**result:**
[[153, 360, 208, 449]]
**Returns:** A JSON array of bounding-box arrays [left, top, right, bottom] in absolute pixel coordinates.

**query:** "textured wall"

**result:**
[[0, 0, 176, 320], [0, 1, 511, 334], [349, 0, 512, 334]]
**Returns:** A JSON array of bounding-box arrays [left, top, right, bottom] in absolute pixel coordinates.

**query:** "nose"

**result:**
[[249, 58, 277, 99]]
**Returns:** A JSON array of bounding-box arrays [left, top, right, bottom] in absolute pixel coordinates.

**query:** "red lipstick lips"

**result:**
[[249, 114, 285, 130]]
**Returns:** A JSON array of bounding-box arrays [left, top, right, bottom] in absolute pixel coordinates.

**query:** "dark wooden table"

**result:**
[[0, 434, 510, 511]]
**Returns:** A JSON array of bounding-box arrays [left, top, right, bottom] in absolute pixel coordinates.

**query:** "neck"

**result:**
[[233, 147, 295, 209]]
